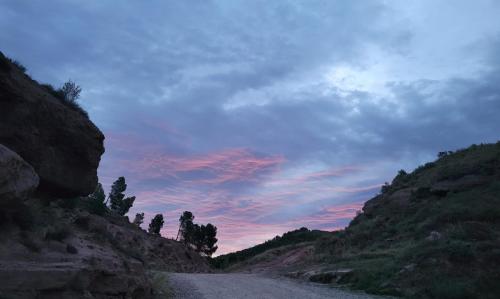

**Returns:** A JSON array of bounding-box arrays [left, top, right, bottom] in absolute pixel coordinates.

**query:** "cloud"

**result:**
[[125, 147, 285, 184], [2, 0, 500, 253]]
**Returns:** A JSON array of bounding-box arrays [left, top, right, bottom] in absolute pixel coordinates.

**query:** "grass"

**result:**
[[0, 52, 89, 118], [312, 143, 500, 298]]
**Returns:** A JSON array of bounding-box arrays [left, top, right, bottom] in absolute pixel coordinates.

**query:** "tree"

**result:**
[[201, 223, 218, 257], [133, 213, 144, 227], [177, 211, 194, 241], [120, 196, 136, 216], [87, 183, 107, 215], [60, 80, 82, 103], [148, 214, 164, 236], [108, 177, 135, 216], [184, 222, 218, 257], [182, 219, 196, 246]]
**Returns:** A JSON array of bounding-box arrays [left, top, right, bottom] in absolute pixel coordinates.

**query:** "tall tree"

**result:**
[[202, 223, 218, 257], [177, 211, 194, 241], [184, 222, 218, 257], [148, 214, 164, 236], [133, 212, 144, 227], [108, 177, 135, 216]]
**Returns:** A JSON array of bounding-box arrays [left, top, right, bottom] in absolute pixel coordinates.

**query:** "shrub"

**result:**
[[60, 80, 81, 103], [41, 82, 88, 118]]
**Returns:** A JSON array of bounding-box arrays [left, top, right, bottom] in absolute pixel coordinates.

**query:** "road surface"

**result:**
[[165, 273, 386, 299]]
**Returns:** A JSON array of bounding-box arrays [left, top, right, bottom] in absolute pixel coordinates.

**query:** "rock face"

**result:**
[[0, 52, 104, 197], [0, 144, 39, 201]]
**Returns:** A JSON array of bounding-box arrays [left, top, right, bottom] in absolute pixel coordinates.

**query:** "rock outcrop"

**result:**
[[0, 52, 211, 299], [0, 52, 104, 197], [0, 144, 39, 201]]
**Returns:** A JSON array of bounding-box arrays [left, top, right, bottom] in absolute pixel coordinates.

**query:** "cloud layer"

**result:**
[[1, 0, 499, 254]]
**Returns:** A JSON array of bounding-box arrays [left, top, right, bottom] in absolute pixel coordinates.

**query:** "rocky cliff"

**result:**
[[0, 51, 104, 197], [0, 53, 210, 299]]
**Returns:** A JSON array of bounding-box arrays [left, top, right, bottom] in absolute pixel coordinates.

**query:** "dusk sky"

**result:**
[[1, 1, 500, 254]]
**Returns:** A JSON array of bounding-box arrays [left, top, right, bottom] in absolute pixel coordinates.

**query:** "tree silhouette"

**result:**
[[148, 214, 164, 235], [202, 223, 218, 257], [60, 80, 81, 103], [178, 212, 218, 256], [177, 211, 194, 241], [133, 212, 144, 227], [108, 177, 135, 216]]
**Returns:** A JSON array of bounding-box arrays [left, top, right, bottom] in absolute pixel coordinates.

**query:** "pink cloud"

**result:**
[[126, 148, 285, 184]]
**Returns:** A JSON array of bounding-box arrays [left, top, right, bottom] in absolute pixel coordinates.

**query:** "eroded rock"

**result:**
[[0, 52, 104, 197], [0, 144, 39, 200]]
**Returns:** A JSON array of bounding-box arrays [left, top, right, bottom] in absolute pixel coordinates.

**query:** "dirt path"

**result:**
[[165, 273, 386, 299]]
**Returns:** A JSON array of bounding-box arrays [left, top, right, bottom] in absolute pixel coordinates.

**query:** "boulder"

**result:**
[[0, 144, 39, 200], [0, 52, 104, 197]]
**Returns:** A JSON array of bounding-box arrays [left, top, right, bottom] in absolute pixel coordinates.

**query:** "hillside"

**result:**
[[212, 228, 329, 272], [214, 142, 500, 299], [0, 52, 209, 299]]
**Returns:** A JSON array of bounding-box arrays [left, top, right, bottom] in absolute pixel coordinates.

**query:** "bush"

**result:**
[[41, 82, 88, 118]]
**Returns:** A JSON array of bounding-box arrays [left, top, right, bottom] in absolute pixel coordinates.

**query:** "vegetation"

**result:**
[[313, 142, 500, 298], [86, 183, 107, 215], [108, 177, 136, 216], [177, 211, 219, 257], [176, 211, 194, 241], [148, 214, 164, 235], [60, 80, 82, 103], [0, 52, 27, 73], [82, 177, 139, 221], [212, 143, 500, 298], [39, 80, 88, 117], [133, 212, 145, 227], [212, 227, 329, 268], [0, 52, 88, 118]]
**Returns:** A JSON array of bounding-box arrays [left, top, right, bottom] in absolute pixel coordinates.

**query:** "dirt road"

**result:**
[[165, 273, 386, 299]]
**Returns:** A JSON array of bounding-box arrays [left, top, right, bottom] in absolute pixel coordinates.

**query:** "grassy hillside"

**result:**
[[212, 227, 329, 269], [315, 142, 500, 298], [214, 142, 500, 298]]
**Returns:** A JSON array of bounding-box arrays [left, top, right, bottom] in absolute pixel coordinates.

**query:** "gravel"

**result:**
[[167, 273, 387, 299]]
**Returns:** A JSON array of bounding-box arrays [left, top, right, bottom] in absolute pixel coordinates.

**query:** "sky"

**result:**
[[1, 0, 500, 254]]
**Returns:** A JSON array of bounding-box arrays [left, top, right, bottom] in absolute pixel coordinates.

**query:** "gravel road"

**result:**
[[167, 273, 386, 299]]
